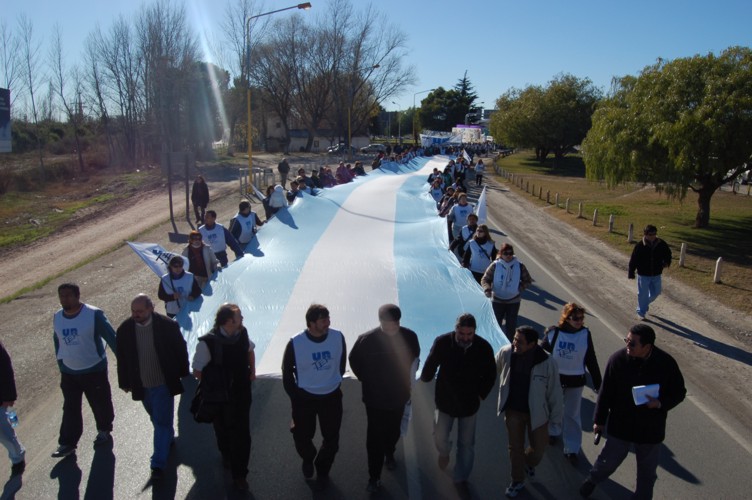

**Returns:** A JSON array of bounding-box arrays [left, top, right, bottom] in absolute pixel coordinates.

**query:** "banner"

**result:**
[[127, 241, 189, 278], [476, 186, 488, 224], [172, 157, 507, 377]]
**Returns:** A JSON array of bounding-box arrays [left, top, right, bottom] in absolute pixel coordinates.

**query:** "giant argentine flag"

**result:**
[[177, 155, 506, 376]]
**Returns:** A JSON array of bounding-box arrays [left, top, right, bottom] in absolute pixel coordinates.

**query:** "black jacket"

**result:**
[[116, 312, 190, 401], [595, 346, 686, 444], [0, 342, 17, 402], [349, 327, 420, 410], [420, 332, 497, 417], [628, 238, 672, 278]]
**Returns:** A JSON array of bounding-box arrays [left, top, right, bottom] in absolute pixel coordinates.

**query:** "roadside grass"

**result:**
[[493, 151, 752, 315], [0, 170, 161, 252]]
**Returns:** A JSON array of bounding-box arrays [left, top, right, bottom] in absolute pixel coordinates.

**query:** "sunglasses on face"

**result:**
[[502, 252, 514, 256], [569, 315, 585, 321]]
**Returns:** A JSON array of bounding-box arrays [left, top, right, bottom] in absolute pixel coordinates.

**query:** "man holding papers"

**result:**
[[580, 324, 686, 499]]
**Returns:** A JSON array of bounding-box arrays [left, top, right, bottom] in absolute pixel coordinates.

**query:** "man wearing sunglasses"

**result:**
[[580, 324, 686, 499], [628, 225, 672, 320]]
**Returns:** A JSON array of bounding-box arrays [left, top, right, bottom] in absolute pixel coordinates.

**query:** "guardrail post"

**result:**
[[713, 257, 723, 283], [628, 223, 634, 243], [578, 202, 583, 218], [526, 181, 529, 193], [593, 208, 598, 226], [679, 242, 687, 267], [565, 198, 570, 213], [546, 190, 550, 204], [555, 193, 559, 208], [608, 214, 614, 232]]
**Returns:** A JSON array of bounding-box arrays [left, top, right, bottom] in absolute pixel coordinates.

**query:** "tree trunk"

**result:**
[[694, 185, 714, 228]]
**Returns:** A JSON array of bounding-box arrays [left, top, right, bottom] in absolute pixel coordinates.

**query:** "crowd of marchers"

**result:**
[[0, 149, 685, 499]]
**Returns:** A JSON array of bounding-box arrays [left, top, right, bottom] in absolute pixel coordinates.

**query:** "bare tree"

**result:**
[[221, 0, 274, 154], [135, 0, 199, 157], [0, 20, 21, 109], [18, 14, 45, 181], [84, 30, 116, 166], [318, 0, 415, 144], [49, 24, 85, 172]]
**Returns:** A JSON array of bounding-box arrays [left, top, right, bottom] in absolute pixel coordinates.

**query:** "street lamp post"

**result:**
[[246, 3, 311, 172], [347, 64, 379, 161], [391, 101, 401, 144], [412, 88, 434, 145]]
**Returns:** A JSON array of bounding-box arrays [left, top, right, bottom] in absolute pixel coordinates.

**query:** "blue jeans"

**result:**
[[434, 410, 477, 482], [0, 407, 25, 464], [588, 435, 660, 499], [142, 385, 174, 469], [636, 274, 662, 316]]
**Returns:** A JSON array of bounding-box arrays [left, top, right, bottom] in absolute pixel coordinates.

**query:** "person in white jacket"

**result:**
[[496, 325, 563, 498]]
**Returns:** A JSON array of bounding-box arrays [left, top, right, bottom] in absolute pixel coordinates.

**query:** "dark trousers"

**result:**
[[588, 435, 660, 499], [212, 388, 252, 480], [193, 204, 206, 224], [365, 406, 403, 480], [214, 250, 228, 267], [492, 300, 521, 342], [59, 370, 114, 447], [290, 390, 342, 477]]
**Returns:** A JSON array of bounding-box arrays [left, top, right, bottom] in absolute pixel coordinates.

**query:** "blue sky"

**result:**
[[5, 0, 752, 112]]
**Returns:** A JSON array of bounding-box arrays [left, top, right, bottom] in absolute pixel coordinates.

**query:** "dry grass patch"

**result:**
[[494, 152, 752, 315]]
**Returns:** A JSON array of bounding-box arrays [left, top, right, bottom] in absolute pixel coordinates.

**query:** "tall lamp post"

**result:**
[[412, 88, 434, 145], [246, 3, 311, 172], [391, 101, 401, 144], [347, 64, 380, 161]]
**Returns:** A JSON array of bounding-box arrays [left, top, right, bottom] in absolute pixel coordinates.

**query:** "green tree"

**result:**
[[489, 74, 600, 163], [583, 47, 752, 228]]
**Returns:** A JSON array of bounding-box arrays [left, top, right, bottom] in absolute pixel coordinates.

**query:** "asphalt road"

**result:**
[[0, 165, 750, 499]]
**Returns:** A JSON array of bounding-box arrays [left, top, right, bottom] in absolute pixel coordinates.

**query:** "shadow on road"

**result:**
[[649, 315, 752, 367]]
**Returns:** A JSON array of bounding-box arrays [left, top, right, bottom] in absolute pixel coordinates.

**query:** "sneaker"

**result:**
[[580, 479, 596, 497], [93, 431, 111, 446], [384, 454, 396, 470], [366, 478, 382, 493], [150, 468, 163, 481], [525, 466, 535, 479], [438, 454, 450, 470], [565, 452, 579, 465], [51, 445, 76, 458], [505, 481, 525, 498], [302, 459, 314, 479], [637, 313, 646, 321], [10, 461, 25, 476]]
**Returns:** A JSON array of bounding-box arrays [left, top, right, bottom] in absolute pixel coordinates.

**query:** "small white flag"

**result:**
[[127, 241, 189, 278], [475, 186, 488, 224]]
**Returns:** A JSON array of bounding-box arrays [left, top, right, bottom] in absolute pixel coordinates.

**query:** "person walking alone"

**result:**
[[628, 225, 672, 320]]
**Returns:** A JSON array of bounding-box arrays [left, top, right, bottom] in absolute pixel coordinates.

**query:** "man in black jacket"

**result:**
[[628, 225, 672, 320], [116, 294, 189, 480], [420, 313, 497, 486], [0, 342, 25, 475], [349, 304, 420, 493], [580, 324, 686, 499]]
